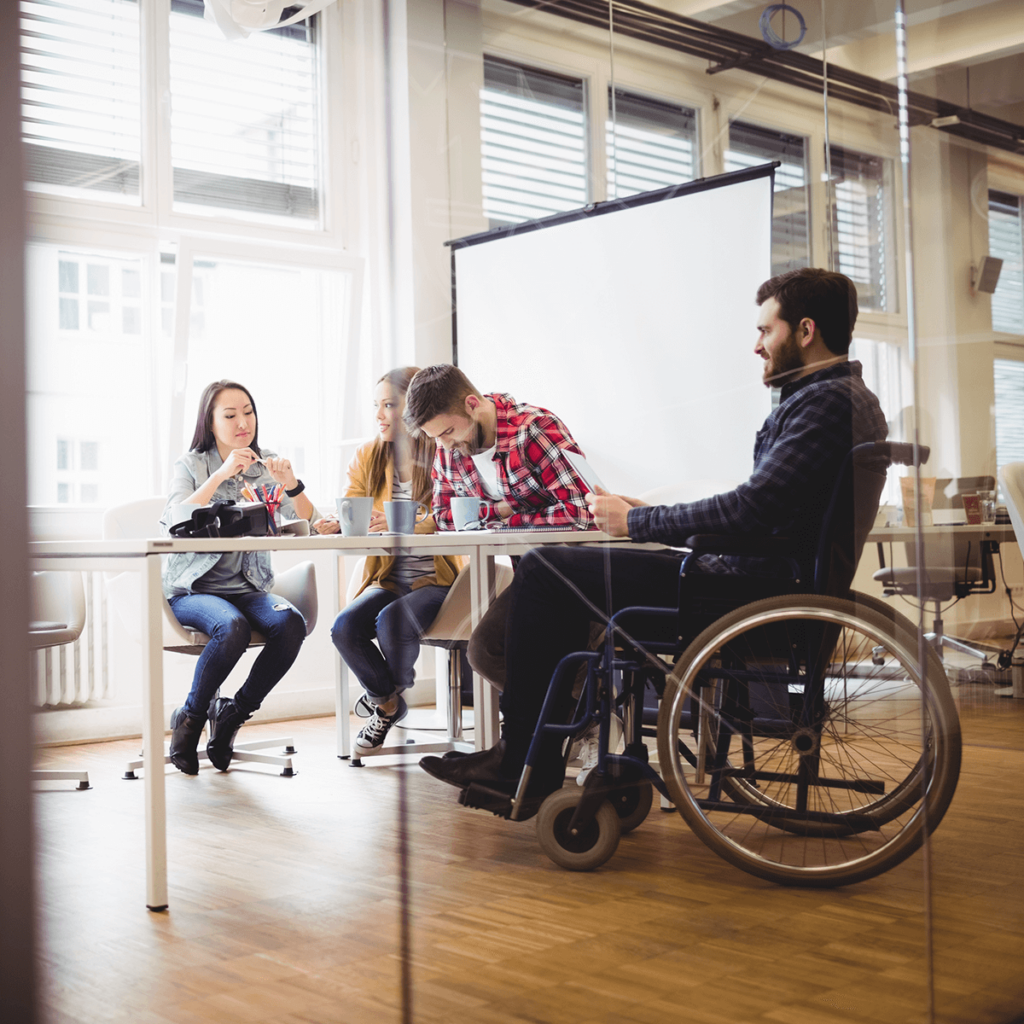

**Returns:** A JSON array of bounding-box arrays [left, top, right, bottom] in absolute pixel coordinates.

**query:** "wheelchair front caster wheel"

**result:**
[[608, 780, 654, 834], [536, 788, 621, 871]]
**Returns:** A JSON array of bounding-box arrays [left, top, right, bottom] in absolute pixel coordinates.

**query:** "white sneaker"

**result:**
[[576, 713, 623, 786]]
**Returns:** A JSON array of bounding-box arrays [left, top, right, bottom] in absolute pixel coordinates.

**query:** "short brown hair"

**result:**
[[403, 364, 482, 432], [755, 268, 858, 355]]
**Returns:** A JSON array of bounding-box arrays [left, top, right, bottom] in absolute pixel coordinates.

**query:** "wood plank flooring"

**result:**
[[32, 681, 1024, 1024]]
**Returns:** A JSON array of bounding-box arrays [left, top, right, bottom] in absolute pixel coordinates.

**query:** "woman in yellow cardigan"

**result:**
[[318, 367, 461, 754]]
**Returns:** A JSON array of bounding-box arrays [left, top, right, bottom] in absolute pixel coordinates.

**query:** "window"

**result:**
[[989, 190, 1024, 334], [169, 0, 322, 222], [21, 0, 142, 201], [606, 89, 696, 200], [995, 357, 1024, 478], [481, 56, 587, 227], [176, 253, 353, 501], [726, 121, 809, 277], [21, 0, 323, 224], [829, 146, 897, 314], [26, 245, 152, 506]]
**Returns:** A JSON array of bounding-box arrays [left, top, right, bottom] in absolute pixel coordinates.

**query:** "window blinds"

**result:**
[[995, 358, 1024, 474], [989, 190, 1024, 334], [169, 0, 320, 219], [481, 56, 587, 227], [829, 145, 894, 313], [726, 120, 809, 276], [606, 89, 696, 200], [21, 0, 142, 198]]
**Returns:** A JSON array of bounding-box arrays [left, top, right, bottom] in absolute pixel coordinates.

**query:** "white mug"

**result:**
[[336, 496, 374, 537], [451, 495, 488, 530]]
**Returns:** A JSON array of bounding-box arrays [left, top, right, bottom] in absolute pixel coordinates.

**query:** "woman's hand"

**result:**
[[216, 447, 260, 481], [368, 509, 388, 533], [263, 456, 299, 491], [313, 517, 340, 535]]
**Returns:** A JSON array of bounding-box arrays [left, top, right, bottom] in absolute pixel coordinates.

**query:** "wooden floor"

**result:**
[[33, 681, 1024, 1024]]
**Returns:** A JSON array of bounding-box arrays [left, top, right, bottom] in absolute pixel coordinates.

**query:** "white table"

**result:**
[[29, 528, 625, 910], [867, 523, 1016, 544]]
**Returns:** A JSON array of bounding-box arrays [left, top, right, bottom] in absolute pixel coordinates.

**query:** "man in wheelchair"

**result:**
[[420, 267, 888, 805]]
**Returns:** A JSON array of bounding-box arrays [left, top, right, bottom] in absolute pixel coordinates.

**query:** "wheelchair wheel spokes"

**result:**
[[657, 594, 961, 887]]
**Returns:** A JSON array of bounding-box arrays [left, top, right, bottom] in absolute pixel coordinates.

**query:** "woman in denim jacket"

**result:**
[[162, 379, 316, 775]]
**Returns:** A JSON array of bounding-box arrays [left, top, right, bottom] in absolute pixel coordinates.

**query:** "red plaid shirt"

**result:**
[[431, 393, 594, 530]]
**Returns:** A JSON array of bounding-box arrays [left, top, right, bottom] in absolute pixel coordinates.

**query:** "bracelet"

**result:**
[[285, 480, 305, 497]]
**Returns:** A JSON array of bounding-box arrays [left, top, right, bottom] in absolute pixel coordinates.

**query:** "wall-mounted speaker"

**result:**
[[974, 255, 1004, 294]]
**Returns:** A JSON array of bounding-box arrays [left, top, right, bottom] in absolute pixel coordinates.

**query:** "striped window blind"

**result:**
[[169, 0, 320, 220], [20, 0, 142, 199], [481, 56, 587, 227], [606, 89, 696, 200], [995, 357, 1024, 476], [829, 145, 895, 313], [725, 121, 809, 276], [988, 190, 1024, 334]]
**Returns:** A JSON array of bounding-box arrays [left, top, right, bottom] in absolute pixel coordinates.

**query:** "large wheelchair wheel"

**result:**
[[657, 594, 961, 887], [536, 788, 622, 871]]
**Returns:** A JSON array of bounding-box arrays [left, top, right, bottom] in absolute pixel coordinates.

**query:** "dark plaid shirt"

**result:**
[[432, 393, 593, 530], [628, 360, 888, 572]]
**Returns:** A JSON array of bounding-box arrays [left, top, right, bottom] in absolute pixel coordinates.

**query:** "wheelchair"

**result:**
[[463, 442, 963, 887]]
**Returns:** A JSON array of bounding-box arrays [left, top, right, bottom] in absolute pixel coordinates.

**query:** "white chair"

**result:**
[[342, 561, 514, 765], [996, 463, 1024, 699], [30, 571, 91, 790], [103, 498, 318, 777]]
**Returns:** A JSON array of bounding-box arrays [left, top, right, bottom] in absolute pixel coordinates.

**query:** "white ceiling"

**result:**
[[655, 0, 1024, 124]]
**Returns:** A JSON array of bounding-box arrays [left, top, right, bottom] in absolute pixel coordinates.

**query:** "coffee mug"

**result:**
[[384, 500, 429, 535], [336, 496, 374, 537], [451, 495, 488, 530]]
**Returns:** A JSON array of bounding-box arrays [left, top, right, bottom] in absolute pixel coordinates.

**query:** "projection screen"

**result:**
[[450, 165, 776, 499]]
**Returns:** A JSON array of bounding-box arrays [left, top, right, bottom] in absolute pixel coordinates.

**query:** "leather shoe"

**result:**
[[169, 706, 205, 776], [420, 741, 515, 792], [206, 697, 248, 771]]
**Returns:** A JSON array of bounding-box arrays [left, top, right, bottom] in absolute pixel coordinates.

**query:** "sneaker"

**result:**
[[576, 712, 623, 786], [354, 695, 409, 754]]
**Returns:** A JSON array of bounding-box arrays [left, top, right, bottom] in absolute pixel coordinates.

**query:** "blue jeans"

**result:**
[[168, 590, 307, 719], [331, 584, 448, 704]]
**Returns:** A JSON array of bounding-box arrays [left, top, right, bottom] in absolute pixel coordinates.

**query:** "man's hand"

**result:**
[[586, 486, 646, 537]]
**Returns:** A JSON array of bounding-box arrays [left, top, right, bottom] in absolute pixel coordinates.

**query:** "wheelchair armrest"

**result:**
[[682, 534, 799, 558]]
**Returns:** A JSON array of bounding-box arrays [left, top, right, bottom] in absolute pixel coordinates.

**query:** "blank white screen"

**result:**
[[453, 173, 774, 499]]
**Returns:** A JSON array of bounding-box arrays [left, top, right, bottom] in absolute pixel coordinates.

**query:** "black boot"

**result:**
[[206, 697, 248, 771], [169, 706, 205, 775]]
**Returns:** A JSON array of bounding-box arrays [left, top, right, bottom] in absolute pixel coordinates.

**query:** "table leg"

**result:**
[[141, 554, 168, 911], [468, 553, 500, 750], [334, 555, 350, 758]]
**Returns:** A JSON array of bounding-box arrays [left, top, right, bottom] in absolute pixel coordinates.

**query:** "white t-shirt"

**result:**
[[471, 445, 502, 500]]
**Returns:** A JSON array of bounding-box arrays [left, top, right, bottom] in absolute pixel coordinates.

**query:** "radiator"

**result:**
[[33, 572, 110, 707]]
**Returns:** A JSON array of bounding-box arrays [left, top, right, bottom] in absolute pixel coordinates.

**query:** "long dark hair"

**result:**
[[190, 380, 261, 456], [364, 368, 433, 504]]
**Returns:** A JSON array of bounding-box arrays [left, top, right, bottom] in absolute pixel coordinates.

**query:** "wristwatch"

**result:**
[[285, 480, 305, 497]]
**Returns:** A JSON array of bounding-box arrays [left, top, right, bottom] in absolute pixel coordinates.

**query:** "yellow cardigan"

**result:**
[[345, 441, 463, 599]]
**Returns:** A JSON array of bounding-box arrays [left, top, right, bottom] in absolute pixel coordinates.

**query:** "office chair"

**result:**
[[873, 473, 1002, 667], [103, 498, 317, 777], [996, 462, 1024, 699], [30, 571, 91, 790]]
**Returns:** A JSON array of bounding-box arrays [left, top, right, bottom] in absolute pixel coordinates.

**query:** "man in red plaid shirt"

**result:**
[[404, 364, 595, 689], [403, 364, 592, 532]]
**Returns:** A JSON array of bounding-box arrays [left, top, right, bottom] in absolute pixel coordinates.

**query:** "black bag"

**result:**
[[168, 500, 270, 539]]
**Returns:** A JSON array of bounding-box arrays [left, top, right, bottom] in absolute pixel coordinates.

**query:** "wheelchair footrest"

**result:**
[[458, 782, 545, 822]]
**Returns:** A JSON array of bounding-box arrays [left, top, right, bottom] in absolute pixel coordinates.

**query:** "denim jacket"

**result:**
[[160, 447, 299, 599]]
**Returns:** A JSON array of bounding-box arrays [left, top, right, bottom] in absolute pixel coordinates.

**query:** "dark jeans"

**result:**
[[502, 546, 685, 770], [330, 584, 449, 704], [168, 590, 307, 719]]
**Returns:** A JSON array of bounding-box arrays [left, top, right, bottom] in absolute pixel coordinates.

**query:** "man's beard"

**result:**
[[762, 330, 803, 387]]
